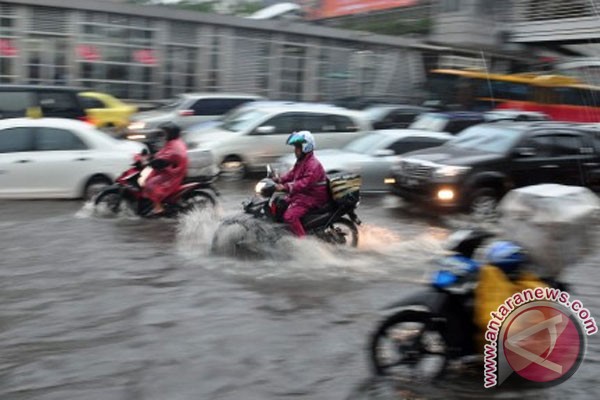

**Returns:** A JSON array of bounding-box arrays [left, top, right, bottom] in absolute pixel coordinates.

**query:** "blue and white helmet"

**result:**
[[286, 130, 315, 153], [485, 241, 526, 273]]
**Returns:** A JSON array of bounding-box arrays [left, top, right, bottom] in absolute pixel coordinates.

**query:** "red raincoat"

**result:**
[[279, 152, 329, 236], [143, 138, 188, 204]]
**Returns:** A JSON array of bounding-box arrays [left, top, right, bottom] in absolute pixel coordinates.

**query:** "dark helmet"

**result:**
[[159, 122, 181, 141]]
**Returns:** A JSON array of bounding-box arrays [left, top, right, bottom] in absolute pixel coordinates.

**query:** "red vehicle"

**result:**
[[94, 151, 218, 217]]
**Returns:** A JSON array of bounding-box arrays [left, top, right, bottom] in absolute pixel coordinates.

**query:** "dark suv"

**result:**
[[0, 85, 88, 121], [389, 121, 600, 217]]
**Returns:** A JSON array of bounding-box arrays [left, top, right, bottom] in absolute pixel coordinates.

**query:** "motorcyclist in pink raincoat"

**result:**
[[143, 122, 189, 216], [274, 131, 329, 237]]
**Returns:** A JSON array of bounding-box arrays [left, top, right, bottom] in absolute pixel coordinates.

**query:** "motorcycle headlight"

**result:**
[[255, 181, 266, 194], [433, 165, 471, 179]]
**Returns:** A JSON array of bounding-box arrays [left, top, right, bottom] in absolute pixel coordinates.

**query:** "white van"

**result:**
[[185, 103, 371, 178]]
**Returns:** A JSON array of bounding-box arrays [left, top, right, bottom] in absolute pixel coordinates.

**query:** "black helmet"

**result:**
[[159, 122, 181, 140]]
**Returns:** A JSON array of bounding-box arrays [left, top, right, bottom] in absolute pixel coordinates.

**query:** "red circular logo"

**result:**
[[503, 305, 583, 383]]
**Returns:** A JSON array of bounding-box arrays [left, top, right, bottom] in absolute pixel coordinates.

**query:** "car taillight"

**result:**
[[78, 116, 95, 125], [178, 109, 194, 117]]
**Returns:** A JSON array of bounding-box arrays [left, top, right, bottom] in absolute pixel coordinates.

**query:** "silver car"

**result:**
[[125, 93, 264, 138], [276, 130, 452, 192], [186, 103, 372, 179]]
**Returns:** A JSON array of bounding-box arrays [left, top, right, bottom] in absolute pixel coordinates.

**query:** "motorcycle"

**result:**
[[211, 165, 361, 257], [368, 229, 566, 380], [95, 150, 219, 217]]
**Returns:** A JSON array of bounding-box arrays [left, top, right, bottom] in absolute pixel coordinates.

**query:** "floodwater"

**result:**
[[1, 181, 599, 400]]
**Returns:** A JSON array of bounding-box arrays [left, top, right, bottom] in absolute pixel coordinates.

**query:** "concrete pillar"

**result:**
[[303, 39, 320, 101], [153, 19, 168, 100], [268, 34, 284, 99], [13, 5, 27, 84]]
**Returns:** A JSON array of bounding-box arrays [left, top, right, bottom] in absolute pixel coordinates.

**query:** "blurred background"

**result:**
[[2, 0, 600, 105], [2, 2, 600, 400]]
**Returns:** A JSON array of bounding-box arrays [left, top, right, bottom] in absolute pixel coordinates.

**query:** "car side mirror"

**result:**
[[374, 149, 395, 157], [515, 147, 536, 157], [254, 125, 275, 135]]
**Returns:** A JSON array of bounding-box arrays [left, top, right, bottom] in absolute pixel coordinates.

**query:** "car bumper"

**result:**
[[188, 149, 218, 179], [388, 178, 464, 211], [188, 164, 219, 179]]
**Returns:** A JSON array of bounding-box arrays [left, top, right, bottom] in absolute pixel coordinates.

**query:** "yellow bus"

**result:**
[[425, 68, 600, 122]]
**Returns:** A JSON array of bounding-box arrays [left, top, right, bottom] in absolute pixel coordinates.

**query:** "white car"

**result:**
[[185, 103, 371, 178], [277, 130, 453, 192], [0, 118, 146, 199]]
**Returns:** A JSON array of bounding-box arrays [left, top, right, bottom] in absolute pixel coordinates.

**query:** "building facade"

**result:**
[[0, 0, 526, 101]]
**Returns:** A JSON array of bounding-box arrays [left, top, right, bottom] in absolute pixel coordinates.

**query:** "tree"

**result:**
[[231, 1, 263, 16]]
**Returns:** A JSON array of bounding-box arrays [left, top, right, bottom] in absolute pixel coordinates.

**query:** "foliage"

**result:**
[[172, 1, 217, 13], [126, 0, 264, 16], [230, 1, 263, 16]]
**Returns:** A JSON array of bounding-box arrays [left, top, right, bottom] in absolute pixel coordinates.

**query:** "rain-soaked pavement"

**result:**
[[1, 180, 599, 400]]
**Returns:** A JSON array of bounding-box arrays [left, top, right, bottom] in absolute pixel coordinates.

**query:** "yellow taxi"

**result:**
[[78, 91, 138, 130]]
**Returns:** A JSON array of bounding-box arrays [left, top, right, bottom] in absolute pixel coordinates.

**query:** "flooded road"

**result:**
[[1, 181, 599, 400]]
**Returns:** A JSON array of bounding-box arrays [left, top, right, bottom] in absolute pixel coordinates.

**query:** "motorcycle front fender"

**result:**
[[102, 183, 122, 192], [382, 288, 449, 315], [94, 184, 122, 202], [243, 200, 270, 219]]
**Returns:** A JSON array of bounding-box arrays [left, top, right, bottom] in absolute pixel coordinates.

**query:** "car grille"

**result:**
[[398, 161, 433, 179]]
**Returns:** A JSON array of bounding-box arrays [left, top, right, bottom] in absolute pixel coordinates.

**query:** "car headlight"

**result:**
[[128, 121, 146, 131], [126, 133, 147, 141], [433, 165, 471, 179]]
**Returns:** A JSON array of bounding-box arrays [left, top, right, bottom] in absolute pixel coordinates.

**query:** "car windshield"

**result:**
[[343, 133, 389, 154], [363, 107, 392, 121], [220, 109, 269, 132], [159, 96, 184, 111], [448, 125, 522, 153], [408, 114, 448, 132]]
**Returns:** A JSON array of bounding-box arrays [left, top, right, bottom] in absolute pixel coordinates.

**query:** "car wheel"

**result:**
[[469, 187, 498, 222], [220, 156, 246, 181], [84, 176, 112, 201]]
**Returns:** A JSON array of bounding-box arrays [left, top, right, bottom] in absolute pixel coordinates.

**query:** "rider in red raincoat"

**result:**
[[275, 131, 329, 237], [143, 122, 189, 216]]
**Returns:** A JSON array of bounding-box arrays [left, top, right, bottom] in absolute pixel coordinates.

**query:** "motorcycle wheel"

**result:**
[[180, 190, 216, 213], [94, 188, 123, 216], [369, 310, 448, 380], [323, 218, 358, 247]]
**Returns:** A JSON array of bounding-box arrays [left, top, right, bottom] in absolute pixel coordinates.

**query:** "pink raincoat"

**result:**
[[143, 138, 188, 204], [279, 152, 329, 236]]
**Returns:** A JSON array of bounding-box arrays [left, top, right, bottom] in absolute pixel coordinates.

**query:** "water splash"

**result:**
[[74, 200, 96, 219], [176, 206, 223, 257], [176, 212, 449, 282]]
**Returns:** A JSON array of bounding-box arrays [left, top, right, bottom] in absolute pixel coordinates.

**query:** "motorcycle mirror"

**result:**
[[266, 164, 272, 177]]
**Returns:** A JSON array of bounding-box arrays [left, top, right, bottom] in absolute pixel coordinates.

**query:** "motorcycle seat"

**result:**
[[304, 201, 335, 217], [178, 182, 201, 191]]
